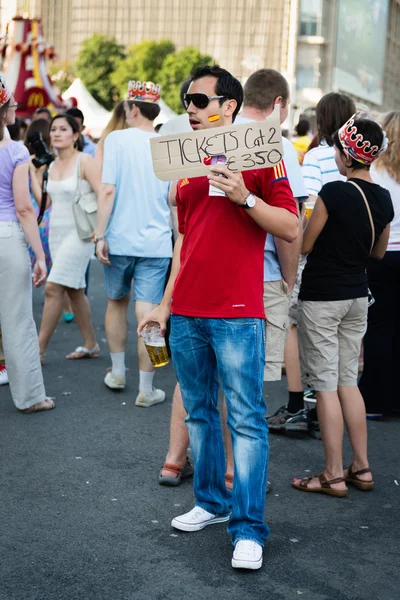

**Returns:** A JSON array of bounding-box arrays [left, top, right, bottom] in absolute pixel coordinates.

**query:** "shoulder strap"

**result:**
[[76, 153, 83, 192], [348, 180, 375, 254]]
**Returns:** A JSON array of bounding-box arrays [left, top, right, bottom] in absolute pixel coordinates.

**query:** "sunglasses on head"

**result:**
[[183, 93, 226, 110]]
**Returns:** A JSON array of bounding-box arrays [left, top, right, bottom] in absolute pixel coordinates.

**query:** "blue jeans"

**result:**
[[169, 315, 270, 546]]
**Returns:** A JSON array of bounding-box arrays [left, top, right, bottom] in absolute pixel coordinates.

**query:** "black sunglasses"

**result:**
[[183, 93, 226, 110]]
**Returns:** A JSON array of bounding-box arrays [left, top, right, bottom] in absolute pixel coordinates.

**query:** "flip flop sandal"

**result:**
[[158, 458, 194, 486], [345, 465, 374, 491], [66, 343, 100, 360], [225, 473, 272, 494], [23, 397, 55, 414], [292, 472, 348, 497]]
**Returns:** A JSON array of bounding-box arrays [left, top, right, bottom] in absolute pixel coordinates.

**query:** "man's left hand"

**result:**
[[208, 165, 249, 207]]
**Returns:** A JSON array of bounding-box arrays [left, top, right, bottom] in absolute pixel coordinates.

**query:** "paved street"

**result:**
[[0, 261, 399, 600]]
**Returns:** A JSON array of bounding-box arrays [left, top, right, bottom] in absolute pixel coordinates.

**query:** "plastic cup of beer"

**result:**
[[304, 200, 315, 220], [141, 324, 169, 368]]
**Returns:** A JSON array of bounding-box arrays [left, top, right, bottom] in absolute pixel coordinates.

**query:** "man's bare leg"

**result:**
[[285, 324, 303, 394], [161, 383, 190, 478]]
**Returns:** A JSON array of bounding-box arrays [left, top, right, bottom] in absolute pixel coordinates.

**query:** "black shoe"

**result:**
[[266, 404, 308, 433], [308, 411, 321, 440]]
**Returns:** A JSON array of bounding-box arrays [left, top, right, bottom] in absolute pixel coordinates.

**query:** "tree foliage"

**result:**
[[157, 47, 214, 113], [75, 34, 125, 110], [111, 39, 175, 98], [76, 35, 215, 114], [49, 60, 75, 93]]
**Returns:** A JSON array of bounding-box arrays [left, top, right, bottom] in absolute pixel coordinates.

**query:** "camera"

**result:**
[[27, 132, 54, 168]]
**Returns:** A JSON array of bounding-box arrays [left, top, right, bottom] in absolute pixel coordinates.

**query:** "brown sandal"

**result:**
[[345, 465, 374, 491], [23, 397, 55, 414], [292, 472, 348, 497], [158, 458, 194, 487]]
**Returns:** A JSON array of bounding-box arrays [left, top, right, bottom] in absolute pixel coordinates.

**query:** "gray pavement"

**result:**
[[0, 261, 399, 600]]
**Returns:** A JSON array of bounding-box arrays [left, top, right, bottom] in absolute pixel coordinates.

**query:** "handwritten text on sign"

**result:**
[[150, 105, 283, 181]]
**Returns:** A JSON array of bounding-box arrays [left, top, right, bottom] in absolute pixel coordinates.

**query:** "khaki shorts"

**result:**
[[264, 279, 291, 381], [288, 254, 307, 326], [297, 298, 368, 392]]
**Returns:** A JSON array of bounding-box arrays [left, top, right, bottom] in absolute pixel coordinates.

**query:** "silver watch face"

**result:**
[[246, 194, 256, 208]]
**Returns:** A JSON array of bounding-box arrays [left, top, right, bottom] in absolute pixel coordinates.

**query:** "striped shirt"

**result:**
[[302, 141, 345, 196]]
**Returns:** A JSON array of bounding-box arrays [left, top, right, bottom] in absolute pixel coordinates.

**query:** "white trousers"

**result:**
[[0, 222, 46, 410]]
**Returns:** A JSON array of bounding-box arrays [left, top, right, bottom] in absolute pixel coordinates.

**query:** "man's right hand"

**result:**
[[137, 304, 171, 337], [96, 239, 111, 265]]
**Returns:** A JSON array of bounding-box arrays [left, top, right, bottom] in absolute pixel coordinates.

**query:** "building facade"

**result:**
[[1, 0, 399, 113], [2, 0, 298, 83], [295, 0, 400, 113]]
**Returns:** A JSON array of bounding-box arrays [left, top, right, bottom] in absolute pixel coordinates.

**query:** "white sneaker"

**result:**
[[171, 506, 230, 532], [232, 540, 263, 570], [135, 387, 165, 408], [0, 366, 8, 386], [104, 371, 126, 390]]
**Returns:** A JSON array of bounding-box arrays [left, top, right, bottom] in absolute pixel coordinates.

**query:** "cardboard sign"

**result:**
[[150, 105, 283, 181]]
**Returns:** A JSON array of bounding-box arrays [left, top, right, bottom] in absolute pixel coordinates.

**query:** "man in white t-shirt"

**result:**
[[94, 81, 173, 407], [237, 69, 308, 384]]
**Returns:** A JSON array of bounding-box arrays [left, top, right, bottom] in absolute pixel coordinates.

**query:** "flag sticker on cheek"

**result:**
[[208, 114, 220, 123]]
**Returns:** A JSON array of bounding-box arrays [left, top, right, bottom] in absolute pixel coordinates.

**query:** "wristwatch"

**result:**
[[93, 234, 104, 244], [241, 193, 256, 209]]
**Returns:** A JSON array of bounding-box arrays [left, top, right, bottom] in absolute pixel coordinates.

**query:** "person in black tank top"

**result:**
[[292, 114, 394, 496]]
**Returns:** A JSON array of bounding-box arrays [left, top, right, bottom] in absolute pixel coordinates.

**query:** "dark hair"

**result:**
[[154, 123, 163, 133], [7, 117, 21, 141], [316, 93, 356, 146], [0, 98, 10, 141], [295, 119, 310, 137], [190, 65, 243, 122], [25, 118, 51, 153], [66, 107, 85, 123], [127, 100, 161, 121], [50, 113, 84, 151], [180, 79, 192, 110], [244, 69, 289, 112], [35, 107, 52, 117], [333, 118, 384, 171]]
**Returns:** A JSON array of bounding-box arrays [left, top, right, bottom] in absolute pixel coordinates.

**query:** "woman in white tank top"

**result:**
[[30, 114, 101, 362]]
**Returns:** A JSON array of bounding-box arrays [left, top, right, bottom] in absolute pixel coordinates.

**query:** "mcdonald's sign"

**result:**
[[20, 87, 50, 116], [27, 91, 45, 107]]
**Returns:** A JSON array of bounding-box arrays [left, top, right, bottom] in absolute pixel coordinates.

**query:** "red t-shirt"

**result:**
[[172, 163, 298, 319]]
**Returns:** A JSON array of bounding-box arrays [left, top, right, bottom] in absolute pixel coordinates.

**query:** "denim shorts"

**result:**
[[104, 255, 170, 302]]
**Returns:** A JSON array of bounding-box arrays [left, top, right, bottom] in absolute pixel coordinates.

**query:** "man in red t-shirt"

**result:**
[[139, 65, 298, 570]]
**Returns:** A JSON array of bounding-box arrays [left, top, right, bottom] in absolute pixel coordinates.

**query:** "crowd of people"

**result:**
[[0, 62, 398, 571]]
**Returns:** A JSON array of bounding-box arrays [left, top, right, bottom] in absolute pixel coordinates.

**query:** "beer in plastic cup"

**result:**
[[140, 324, 169, 368], [304, 200, 315, 219]]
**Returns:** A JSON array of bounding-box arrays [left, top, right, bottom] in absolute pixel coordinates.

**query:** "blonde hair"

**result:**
[[98, 101, 127, 149], [374, 111, 400, 184]]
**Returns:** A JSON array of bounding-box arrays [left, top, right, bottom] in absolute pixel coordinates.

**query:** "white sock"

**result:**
[[110, 352, 126, 376], [139, 370, 155, 393]]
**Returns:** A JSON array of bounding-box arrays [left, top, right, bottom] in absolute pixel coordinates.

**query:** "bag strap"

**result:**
[[348, 180, 375, 254]]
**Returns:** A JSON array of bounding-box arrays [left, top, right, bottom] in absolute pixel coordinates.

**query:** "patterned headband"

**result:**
[[0, 74, 12, 107], [338, 112, 388, 165]]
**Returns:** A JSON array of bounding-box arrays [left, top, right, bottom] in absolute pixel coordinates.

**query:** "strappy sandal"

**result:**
[[225, 473, 271, 494], [66, 343, 100, 360], [158, 458, 194, 486], [345, 465, 374, 491], [292, 472, 348, 497], [23, 397, 55, 414]]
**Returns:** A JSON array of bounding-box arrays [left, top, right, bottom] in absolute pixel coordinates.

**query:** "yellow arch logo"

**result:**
[[27, 92, 45, 107]]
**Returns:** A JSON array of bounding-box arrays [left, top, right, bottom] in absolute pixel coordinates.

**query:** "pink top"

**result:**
[[0, 141, 30, 222]]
